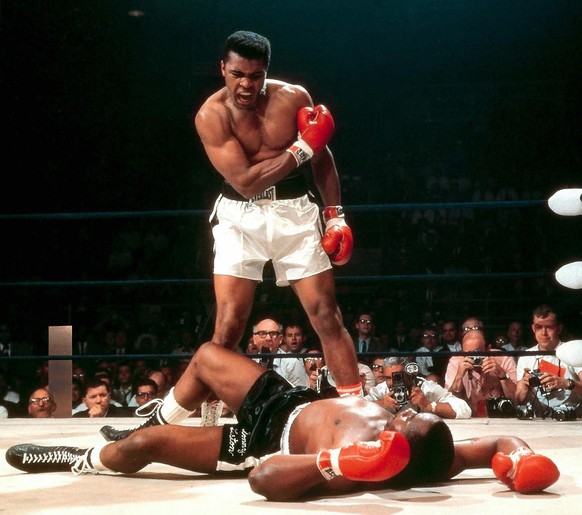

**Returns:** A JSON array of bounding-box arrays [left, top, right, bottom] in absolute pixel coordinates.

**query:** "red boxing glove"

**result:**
[[321, 206, 353, 266], [316, 430, 410, 482], [492, 448, 560, 493], [287, 105, 335, 166]]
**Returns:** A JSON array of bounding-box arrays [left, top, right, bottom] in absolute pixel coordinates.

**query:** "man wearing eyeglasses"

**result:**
[[132, 379, 160, 410], [365, 357, 470, 419], [445, 326, 517, 417], [353, 313, 388, 365], [515, 304, 581, 417], [303, 350, 325, 391], [253, 318, 291, 382], [27, 388, 57, 419], [414, 327, 447, 383]]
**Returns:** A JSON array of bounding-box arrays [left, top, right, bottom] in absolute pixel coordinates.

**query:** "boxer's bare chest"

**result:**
[[228, 100, 297, 161]]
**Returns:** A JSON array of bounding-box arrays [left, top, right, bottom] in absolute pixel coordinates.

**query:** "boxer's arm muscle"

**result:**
[[248, 454, 357, 501], [311, 148, 341, 206], [195, 107, 297, 199]]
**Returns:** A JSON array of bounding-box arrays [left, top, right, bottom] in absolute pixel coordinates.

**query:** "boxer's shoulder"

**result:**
[[267, 80, 311, 106]]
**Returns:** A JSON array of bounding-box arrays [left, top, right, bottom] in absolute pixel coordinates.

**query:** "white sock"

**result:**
[[160, 387, 194, 424], [90, 442, 113, 472]]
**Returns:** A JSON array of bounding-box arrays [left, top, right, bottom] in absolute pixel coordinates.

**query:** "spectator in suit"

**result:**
[[73, 380, 131, 418], [414, 326, 448, 385], [353, 313, 387, 365]]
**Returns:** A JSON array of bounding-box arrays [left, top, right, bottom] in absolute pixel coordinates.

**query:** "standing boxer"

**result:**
[[99, 30, 360, 442]]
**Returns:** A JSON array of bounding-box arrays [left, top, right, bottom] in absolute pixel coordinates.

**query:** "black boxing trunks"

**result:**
[[216, 370, 319, 471]]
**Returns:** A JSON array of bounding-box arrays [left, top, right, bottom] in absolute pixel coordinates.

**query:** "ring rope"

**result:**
[[0, 199, 544, 221]]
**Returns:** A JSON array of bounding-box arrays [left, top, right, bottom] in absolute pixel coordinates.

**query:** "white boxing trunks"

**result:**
[[210, 194, 332, 286]]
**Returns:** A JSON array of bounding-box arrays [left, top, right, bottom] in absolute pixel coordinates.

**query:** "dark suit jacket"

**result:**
[[72, 405, 132, 418], [353, 336, 388, 356]]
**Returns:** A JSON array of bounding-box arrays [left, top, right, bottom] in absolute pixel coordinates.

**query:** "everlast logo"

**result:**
[[250, 186, 276, 202], [295, 148, 309, 165]]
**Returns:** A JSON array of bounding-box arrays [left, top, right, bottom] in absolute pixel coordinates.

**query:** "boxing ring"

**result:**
[[1, 196, 581, 512], [1, 416, 581, 514]]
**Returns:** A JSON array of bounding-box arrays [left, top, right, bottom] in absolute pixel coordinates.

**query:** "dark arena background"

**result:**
[[1, 2, 581, 379]]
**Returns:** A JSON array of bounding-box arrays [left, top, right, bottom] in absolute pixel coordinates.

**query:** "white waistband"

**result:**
[[280, 402, 311, 455]]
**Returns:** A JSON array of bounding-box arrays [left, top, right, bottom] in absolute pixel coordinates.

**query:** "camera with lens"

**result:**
[[486, 397, 516, 418], [528, 370, 552, 396], [259, 346, 272, 369], [471, 356, 484, 368], [316, 367, 338, 399], [404, 362, 424, 387], [516, 403, 535, 420], [528, 369, 544, 388], [388, 371, 410, 406], [551, 405, 577, 422]]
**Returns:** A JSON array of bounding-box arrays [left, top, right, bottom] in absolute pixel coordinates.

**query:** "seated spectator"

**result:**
[[366, 356, 471, 419], [515, 304, 581, 418], [112, 361, 133, 407], [278, 322, 309, 387], [132, 359, 151, 381], [414, 326, 448, 385], [128, 378, 160, 413], [370, 357, 387, 385], [93, 370, 124, 408], [72, 364, 88, 387], [501, 321, 528, 362], [352, 313, 389, 366], [148, 369, 169, 399], [27, 388, 57, 418], [73, 380, 132, 418], [445, 326, 517, 417], [440, 319, 461, 352], [302, 350, 324, 391]]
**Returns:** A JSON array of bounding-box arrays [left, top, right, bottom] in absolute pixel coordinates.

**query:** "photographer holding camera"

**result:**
[[445, 321, 517, 417], [365, 357, 471, 419], [515, 305, 581, 420]]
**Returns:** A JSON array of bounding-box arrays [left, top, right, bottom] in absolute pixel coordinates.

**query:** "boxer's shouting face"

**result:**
[[221, 51, 267, 110]]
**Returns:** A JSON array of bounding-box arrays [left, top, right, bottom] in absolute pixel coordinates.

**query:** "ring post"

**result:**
[[48, 326, 72, 418]]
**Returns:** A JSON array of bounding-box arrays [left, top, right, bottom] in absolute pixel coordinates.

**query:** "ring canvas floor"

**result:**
[[1, 417, 580, 514]]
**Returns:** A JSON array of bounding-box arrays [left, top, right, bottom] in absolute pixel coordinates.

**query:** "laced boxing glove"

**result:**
[[321, 206, 353, 265], [316, 430, 410, 482], [287, 105, 335, 166], [491, 447, 560, 493]]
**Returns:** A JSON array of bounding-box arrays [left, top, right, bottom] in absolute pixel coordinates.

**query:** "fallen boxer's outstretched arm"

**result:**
[[248, 431, 410, 501], [449, 436, 560, 493]]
